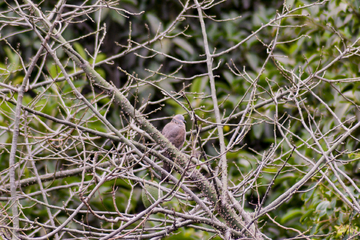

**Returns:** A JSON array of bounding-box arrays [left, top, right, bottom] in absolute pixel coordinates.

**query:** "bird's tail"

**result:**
[[161, 152, 171, 181]]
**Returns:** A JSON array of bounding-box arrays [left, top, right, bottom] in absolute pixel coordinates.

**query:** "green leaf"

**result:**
[[173, 37, 194, 55], [300, 209, 315, 223], [73, 42, 87, 60], [142, 183, 163, 208], [280, 209, 303, 224]]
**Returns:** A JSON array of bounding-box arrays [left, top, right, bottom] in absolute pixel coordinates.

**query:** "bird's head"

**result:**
[[173, 114, 186, 123]]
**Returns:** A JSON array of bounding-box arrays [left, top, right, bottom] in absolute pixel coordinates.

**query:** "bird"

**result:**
[[161, 114, 186, 181]]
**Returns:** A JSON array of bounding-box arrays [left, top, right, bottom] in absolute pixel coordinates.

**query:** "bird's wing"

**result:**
[[162, 124, 185, 149]]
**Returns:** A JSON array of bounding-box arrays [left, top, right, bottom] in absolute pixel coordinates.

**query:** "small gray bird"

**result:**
[[161, 114, 186, 180]]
